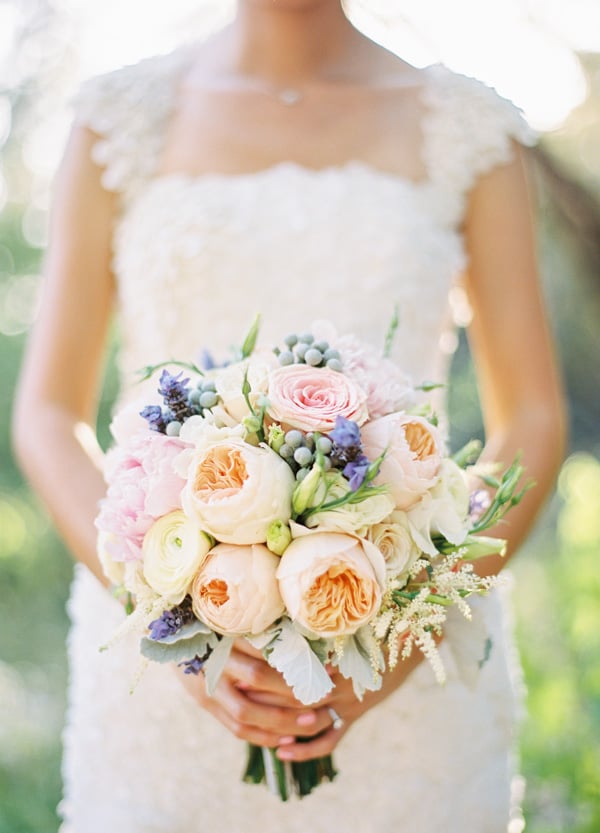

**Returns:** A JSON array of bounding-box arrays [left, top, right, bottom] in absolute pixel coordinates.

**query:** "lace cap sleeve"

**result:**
[[424, 66, 537, 221], [70, 48, 190, 202]]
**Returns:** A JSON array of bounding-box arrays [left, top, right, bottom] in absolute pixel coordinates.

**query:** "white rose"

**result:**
[[407, 459, 471, 555], [190, 543, 285, 635], [142, 510, 212, 603], [213, 352, 277, 424], [181, 439, 295, 544], [366, 511, 421, 582]]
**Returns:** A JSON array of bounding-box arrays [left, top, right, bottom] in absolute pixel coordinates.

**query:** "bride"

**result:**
[[13, 1, 565, 831]]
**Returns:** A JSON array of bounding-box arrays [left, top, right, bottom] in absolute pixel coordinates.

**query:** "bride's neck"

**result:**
[[225, 1, 364, 82]]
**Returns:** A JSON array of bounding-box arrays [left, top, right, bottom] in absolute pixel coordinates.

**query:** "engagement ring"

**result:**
[[327, 707, 345, 731]]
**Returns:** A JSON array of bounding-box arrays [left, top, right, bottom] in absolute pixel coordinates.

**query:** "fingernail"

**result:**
[[277, 748, 294, 760], [278, 736, 295, 745], [296, 712, 316, 727], [236, 682, 250, 690]]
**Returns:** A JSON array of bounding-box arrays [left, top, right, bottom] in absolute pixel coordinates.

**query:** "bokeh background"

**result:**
[[1, 1, 599, 831]]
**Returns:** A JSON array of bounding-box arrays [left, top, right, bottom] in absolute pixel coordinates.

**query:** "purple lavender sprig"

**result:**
[[148, 599, 195, 641], [327, 417, 378, 490], [157, 370, 195, 423]]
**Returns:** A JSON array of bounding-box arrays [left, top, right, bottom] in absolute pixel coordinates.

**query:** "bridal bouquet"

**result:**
[[95, 316, 529, 800]]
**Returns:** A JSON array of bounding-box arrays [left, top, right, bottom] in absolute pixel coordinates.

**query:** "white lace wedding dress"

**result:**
[[59, 45, 534, 833]]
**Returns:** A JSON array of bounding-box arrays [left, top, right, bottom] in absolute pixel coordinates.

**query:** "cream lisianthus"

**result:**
[[303, 472, 394, 537], [407, 459, 471, 556], [190, 543, 285, 635], [181, 439, 295, 544], [142, 510, 212, 603], [277, 531, 386, 638]]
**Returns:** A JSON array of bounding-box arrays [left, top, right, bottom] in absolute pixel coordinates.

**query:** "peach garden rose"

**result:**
[[276, 531, 386, 638], [361, 413, 443, 510], [181, 439, 295, 544], [190, 543, 285, 635]]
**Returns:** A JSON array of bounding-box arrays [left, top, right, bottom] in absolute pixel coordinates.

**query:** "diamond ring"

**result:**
[[327, 707, 345, 731]]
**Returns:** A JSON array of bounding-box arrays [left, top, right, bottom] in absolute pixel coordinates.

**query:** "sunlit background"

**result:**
[[1, 1, 599, 831]]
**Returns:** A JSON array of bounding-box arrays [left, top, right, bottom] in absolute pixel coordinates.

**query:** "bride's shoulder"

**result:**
[[70, 46, 192, 196], [71, 45, 191, 125], [423, 63, 536, 147]]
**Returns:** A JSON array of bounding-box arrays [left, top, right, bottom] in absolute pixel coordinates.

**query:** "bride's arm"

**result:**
[[13, 125, 116, 585], [268, 143, 568, 763], [462, 142, 567, 576]]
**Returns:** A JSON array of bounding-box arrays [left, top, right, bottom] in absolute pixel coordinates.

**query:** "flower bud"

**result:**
[[268, 424, 286, 454], [266, 519, 292, 556], [292, 463, 322, 516], [243, 414, 262, 434]]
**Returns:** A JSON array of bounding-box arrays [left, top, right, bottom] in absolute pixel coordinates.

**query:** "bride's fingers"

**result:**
[[223, 648, 299, 699], [276, 726, 344, 762], [217, 682, 333, 739]]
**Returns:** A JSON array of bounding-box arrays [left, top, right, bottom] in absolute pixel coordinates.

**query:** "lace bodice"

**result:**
[[72, 46, 534, 398]]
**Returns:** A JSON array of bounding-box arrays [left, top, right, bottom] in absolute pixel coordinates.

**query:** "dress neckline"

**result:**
[[150, 47, 446, 191]]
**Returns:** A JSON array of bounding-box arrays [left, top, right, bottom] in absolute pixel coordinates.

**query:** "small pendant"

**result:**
[[278, 88, 303, 106]]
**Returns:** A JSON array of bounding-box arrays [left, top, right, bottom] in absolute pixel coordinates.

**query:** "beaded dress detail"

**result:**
[[60, 45, 534, 833]]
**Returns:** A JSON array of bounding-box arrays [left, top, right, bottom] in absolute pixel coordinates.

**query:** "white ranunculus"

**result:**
[[407, 459, 471, 555], [190, 543, 285, 635], [142, 510, 212, 603], [181, 439, 295, 544], [366, 511, 421, 582]]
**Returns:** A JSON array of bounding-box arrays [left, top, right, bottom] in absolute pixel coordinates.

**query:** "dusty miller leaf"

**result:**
[[266, 619, 334, 705], [140, 630, 216, 665], [203, 636, 234, 696], [333, 627, 383, 700]]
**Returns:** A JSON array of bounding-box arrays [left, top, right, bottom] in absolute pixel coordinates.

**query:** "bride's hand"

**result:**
[[176, 639, 335, 748], [275, 647, 426, 763]]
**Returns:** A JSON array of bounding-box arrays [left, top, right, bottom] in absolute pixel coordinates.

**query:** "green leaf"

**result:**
[[241, 314, 261, 359], [135, 359, 204, 382], [265, 619, 334, 704], [383, 304, 399, 358], [451, 439, 483, 468], [415, 380, 445, 392]]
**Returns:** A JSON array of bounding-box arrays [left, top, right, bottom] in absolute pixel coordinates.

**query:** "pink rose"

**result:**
[[361, 413, 443, 510], [335, 334, 416, 419], [266, 365, 368, 433], [96, 432, 188, 563]]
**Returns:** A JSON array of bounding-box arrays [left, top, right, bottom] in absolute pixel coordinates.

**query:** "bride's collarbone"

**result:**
[[158, 85, 428, 180]]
